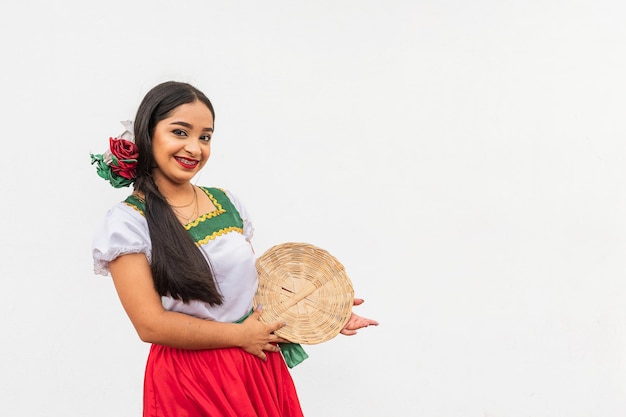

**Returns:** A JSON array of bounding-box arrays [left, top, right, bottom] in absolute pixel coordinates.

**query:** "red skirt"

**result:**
[[143, 344, 304, 417]]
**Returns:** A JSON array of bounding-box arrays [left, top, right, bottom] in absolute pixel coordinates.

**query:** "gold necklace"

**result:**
[[172, 186, 199, 223], [167, 185, 197, 208]]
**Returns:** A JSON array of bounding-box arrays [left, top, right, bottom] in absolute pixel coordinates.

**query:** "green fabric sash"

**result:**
[[235, 310, 308, 368], [277, 342, 309, 368]]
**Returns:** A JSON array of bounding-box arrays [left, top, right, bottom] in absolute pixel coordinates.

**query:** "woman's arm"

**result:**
[[109, 253, 284, 361]]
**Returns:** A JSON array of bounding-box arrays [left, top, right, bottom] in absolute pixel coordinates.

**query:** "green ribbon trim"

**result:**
[[235, 310, 308, 368], [278, 342, 309, 368]]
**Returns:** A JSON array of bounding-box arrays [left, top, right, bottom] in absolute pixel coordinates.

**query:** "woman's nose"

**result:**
[[184, 138, 201, 156]]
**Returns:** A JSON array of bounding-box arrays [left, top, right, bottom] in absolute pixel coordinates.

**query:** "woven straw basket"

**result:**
[[254, 242, 354, 344]]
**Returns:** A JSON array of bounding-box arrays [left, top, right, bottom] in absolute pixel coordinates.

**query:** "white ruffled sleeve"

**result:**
[[224, 189, 255, 242], [92, 203, 152, 276]]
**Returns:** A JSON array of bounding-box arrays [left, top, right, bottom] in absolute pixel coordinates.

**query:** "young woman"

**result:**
[[91, 81, 377, 416]]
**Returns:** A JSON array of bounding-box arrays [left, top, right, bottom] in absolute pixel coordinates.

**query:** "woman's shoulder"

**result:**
[[106, 195, 146, 220], [197, 186, 254, 239], [198, 186, 241, 204], [198, 185, 229, 194], [198, 184, 248, 212], [97, 196, 148, 235], [92, 196, 151, 275]]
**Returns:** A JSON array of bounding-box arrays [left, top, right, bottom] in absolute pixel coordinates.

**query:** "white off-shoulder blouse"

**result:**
[[92, 187, 258, 323]]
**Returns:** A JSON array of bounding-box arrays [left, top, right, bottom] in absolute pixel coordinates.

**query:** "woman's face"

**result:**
[[151, 100, 214, 188]]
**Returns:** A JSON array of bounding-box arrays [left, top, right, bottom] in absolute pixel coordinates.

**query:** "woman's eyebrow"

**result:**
[[169, 121, 213, 132]]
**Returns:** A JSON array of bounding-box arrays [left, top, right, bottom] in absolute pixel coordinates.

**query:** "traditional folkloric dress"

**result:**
[[92, 187, 304, 417]]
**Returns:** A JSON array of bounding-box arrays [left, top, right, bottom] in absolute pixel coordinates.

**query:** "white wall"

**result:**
[[2, 1, 626, 416]]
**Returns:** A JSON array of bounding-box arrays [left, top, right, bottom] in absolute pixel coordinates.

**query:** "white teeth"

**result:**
[[176, 157, 197, 165]]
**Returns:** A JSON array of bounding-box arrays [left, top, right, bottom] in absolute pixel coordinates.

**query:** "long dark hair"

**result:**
[[132, 81, 222, 305]]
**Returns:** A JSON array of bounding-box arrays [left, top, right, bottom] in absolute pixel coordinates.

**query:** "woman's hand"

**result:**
[[239, 306, 287, 361], [340, 298, 379, 336]]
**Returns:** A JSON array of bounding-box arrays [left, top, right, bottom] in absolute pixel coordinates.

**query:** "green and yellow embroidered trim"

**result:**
[[196, 226, 244, 246], [121, 187, 245, 246], [183, 189, 226, 230], [187, 187, 244, 245], [124, 194, 145, 215]]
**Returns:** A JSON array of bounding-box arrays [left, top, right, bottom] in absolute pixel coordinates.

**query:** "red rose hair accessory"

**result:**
[[91, 121, 139, 188]]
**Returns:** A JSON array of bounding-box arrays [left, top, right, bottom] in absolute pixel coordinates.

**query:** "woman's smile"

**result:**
[[175, 156, 200, 169]]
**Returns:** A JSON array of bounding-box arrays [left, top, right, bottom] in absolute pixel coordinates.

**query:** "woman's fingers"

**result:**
[[240, 306, 287, 359], [340, 312, 379, 336]]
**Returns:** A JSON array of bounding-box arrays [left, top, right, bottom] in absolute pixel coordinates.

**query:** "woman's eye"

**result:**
[[200, 135, 212, 142], [173, 129, 187, 137]]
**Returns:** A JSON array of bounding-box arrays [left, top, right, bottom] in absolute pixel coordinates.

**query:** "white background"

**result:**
[[1, 1, 626, 416]]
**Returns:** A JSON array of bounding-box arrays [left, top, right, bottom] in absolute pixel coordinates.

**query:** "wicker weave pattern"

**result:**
[[254, 242, 355, 344]]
